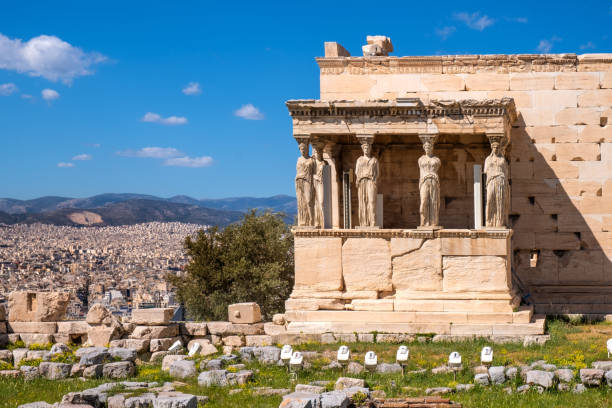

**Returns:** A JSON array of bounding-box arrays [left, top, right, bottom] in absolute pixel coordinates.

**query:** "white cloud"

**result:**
[[435, 26, 456, 40], [514, 17, 528, 23], [141, 112, 188, 125], [0, 82, 18, 95], [0, 33, 107, 84], [57, 162, 74, 168], [117, 147, 182, 159], [580, 41, 595, 50], [537, 36, 561, 53], [163, 156, 213, 168], [453, 12, 495, 31], [182, 81, 201, 95], [234, 103, 264, 120], [72, 153, 92, 160], [41, 88, 59, 101], [21, 94, 32, 99]]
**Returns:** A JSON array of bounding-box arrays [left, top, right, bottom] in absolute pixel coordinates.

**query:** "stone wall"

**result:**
[[317, 51, 612, 314]]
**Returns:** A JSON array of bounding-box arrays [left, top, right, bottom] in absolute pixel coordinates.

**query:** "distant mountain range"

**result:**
[[0, 194, 297, 226]]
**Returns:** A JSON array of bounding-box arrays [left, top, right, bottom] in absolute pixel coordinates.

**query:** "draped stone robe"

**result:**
[[295, 156, 315, 226], [418, 154, 441, 227], [355, 155, 379, 227], [484, 154, 509, 228]]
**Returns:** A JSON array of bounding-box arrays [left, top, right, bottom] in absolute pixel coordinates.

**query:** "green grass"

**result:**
[[2, 319, 612, 408]]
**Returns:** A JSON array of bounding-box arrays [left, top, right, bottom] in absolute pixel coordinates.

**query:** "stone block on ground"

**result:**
[[19, 334, 54, 347], [555, 368, 574, 383], [376, 363, 402, 374], [198, 369, 229, 387], [79, 349, 110, 366], [130, 325, 178, 340], [20, 365, 39, 380], [56, 321, 90, 335], [295, 384, 325, 394], [150, 351, 170, 362], [474, 373, 489, 386], [592, 361, 612, 371], [83, 364, 103, 379], [8, 291, 69, 322], [102, 361, 135, 379], [162, 355, 186, 371], [180, 322, 208, 336], [489, 366, 506, 384], [245, 335, 273, 347], [150, 337, 182, 352], [108, 347, 137, 362], [279, 392, 321, 408], [154, 394, 198, 408], [526, 370, 555, 389], [580, 368, 604, 386], [334, 377, 365, 390], [169, 360, 196, 379], [228, 302, 262, 324], [320, 391, 350, 408], [7, 322, 57, 334], [87, 326, 120, 347], [39, 362, 72, 380], [86, 304, 120, 327], [49, 343, 70, 355], [131, 308, 175, 325]]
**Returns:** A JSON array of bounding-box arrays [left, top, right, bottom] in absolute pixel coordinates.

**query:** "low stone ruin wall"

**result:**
[[1, 292, 551, 354]]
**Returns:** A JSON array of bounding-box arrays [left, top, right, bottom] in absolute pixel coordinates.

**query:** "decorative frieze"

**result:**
[[291, 227, 512, 239], [315, 53, 605, 75]]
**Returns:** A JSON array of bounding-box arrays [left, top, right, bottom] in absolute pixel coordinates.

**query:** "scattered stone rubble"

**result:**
[[17, 381, 202, 408]]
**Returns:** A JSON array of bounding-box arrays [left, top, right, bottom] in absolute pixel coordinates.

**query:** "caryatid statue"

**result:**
[[295, 139, 315, 227], [484, 137, 509, 228], [418, 135, 441, 227], [312, 144, 327, 228], [355, 136, 379, 227]]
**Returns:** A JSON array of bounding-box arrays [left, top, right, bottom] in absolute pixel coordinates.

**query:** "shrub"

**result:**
[[352, 392, 367, 404], [18, 358, 42, 368], [167, 210, 294, 321], [50, 352, 77, 364], [28, 343, 52, 351], [7, 340, 26, 350], [0, 361, 14, 370]]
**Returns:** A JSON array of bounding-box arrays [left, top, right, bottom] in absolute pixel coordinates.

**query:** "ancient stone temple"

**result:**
[[284, 35, 612, 336]]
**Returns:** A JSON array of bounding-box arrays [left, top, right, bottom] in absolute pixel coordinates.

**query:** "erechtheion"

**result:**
[[285, 35, 612, 337]]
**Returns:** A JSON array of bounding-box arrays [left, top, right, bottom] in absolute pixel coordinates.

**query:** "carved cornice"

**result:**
[[286, 98, 518, 126], [291, 227, 512, 239], [315, 53, 612, 74]]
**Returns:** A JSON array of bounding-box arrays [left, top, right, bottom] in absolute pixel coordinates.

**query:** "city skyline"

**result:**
[[1, 1, 611, 199]]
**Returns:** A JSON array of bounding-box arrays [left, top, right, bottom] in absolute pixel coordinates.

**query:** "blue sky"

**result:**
[[1, 1, 610, 199]]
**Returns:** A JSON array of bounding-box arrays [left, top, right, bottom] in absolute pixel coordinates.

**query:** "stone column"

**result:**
[[484, 133, 510, 228], [355, 134, 379, 228], [323, 142, 342, 229], [417, 133, 441, 229], [294, 134, 315, 227]]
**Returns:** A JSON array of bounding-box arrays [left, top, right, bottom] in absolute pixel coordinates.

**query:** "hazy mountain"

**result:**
[[0, 196, 71, 214], [0, 194, 297, 226], [0, 194, 297, 216], [0, 199, 244, 226]]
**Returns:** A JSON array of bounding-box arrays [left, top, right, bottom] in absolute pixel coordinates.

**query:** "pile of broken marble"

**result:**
[[0, 343, 137, 380], [17, 381, 205, 408]]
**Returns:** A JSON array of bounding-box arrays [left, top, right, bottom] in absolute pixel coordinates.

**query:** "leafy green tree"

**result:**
[[167, 210, 294, 321]]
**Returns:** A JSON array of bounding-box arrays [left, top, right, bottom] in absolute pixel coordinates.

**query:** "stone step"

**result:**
[[285, 309, 532, 324], [284, 314, 546, 336]]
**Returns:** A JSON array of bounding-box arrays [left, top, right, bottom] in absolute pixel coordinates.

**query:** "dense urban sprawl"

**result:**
[[0, 222, 205, 319]]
